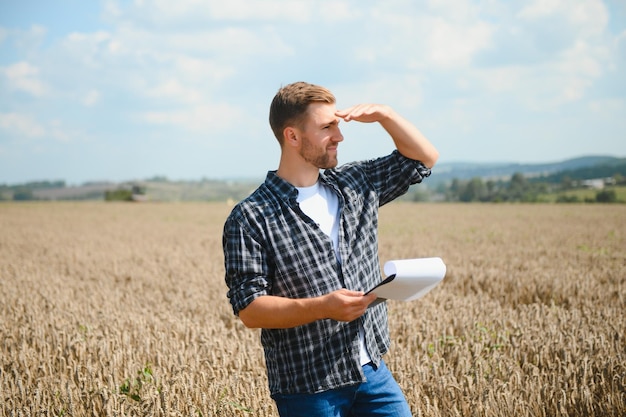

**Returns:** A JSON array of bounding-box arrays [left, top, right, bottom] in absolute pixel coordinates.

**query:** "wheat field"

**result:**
[[1, 202, 624, 416]]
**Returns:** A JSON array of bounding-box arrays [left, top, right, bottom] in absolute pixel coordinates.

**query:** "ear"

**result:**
[[283, 127, 299, 147]]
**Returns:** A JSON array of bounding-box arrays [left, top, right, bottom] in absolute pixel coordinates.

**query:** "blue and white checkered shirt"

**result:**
[[223, 150, 431, 395]]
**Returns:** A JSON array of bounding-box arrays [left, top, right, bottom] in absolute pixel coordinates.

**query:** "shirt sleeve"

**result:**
[[223, 213, 271, 315], [363, 150, 431, 206]]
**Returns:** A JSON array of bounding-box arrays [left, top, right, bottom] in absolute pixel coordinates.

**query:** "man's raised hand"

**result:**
[[335, 104, 392, 124]]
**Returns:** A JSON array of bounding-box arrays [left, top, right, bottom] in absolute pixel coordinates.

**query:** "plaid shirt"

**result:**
[[223, 150, 431, 395]]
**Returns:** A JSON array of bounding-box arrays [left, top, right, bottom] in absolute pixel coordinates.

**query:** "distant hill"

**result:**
[[531, 157, 626, 183], [2, 155, 624, 201], [428, 155, 621, 186], [0, 178, 261, 202]]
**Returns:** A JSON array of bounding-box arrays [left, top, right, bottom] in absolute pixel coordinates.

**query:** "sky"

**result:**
[[1, 0, 625, 185]]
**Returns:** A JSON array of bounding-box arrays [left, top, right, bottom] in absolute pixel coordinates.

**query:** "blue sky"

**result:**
[[1, 0, 625, 185]]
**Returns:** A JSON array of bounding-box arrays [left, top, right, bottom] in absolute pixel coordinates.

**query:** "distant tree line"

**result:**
[[437, 172, 624, 203], [437, 173, 540, 202], [0, 180, 66, 201]]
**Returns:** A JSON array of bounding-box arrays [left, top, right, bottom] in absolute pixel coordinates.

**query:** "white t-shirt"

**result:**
[[296, 181, 372, 365], [296, 181, 341, 261]]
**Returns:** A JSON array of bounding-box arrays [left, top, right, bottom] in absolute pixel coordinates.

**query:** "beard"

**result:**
[[299, 135, 338, 169]]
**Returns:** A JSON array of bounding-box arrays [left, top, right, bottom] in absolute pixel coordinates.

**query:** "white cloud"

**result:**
[[558, 40, 605, 78], [139, 103, 243, 134], [145, 79, 202, 103], [60, 30, 113, 68], [588, 98, 625, 114], [174, 56, 234, 83], [615, 29, 626, 64], [102, 0, 339, 28], [520, 0, 605, 21], [83, 23, 290, 86], [336, 76, 425, 110], [47, 120, 78, 143], [518, 0, 609, 36], [467, 63, 596, 111], [426, 18, 494, 68], [0, 113, 45, 138], [349, 3, 495, 71], [427, 0, 482, 22], [0, 27, 7, 44], [0, 113, 80, 143], [12, 24, 47, 52], [160, 27, 290, 57], [103, 0, 122, 19], [2, 61, 47, 96], [517, 0, 562, 19], [443, 0, 616, 112], [208, 0, 314, 21], [110, 0, 356, 24], [82, 90, 101, 107]]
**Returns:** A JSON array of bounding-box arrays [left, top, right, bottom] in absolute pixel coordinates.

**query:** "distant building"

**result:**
[[580, 178, 615, 190], [131, 184, 148, 202]]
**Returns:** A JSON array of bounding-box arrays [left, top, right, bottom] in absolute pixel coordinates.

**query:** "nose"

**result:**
[[334, 127, 344, 142]]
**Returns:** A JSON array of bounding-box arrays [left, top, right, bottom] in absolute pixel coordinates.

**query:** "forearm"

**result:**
[[380, 109, 439, 168], [237, 289, 377, 329], [238, 295, 324, 329]]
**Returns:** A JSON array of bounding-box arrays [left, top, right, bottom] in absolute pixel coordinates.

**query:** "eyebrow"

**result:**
[[321, 118, 340, 127]]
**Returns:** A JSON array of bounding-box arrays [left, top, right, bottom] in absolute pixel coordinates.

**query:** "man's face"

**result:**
[[296, 102, 344, 169]]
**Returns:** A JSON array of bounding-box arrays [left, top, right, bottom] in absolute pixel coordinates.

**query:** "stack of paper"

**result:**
[[366, 257, 446, 307]]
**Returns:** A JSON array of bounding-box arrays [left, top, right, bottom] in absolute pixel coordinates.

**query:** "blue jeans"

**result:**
[[272, 360, 412, 417]]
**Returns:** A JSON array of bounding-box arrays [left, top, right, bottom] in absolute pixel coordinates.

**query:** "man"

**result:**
[[223, 81, 438, 416]]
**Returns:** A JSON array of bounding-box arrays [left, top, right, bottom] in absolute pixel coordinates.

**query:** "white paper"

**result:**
[[372, 257, 446, 302]]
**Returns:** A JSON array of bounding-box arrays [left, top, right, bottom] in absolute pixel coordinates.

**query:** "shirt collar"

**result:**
[[319, 169, 341, 196], [265, 169, 341, 203], [264, 171, 299, 202]]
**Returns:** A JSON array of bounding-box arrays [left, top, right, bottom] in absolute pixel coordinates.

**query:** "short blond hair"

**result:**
[[269, 82, 335, 144]]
